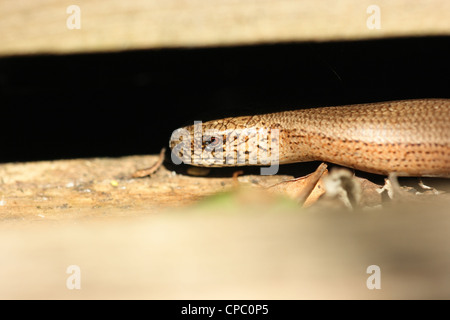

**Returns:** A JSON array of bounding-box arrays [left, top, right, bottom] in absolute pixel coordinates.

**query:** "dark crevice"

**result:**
[[0, 36, 449, 165]]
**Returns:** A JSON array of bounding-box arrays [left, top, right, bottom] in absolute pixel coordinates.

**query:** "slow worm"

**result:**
[[170, 99, 450, 177]]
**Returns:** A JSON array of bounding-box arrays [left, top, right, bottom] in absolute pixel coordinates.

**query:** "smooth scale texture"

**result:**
[[172, 99, 450, 176]]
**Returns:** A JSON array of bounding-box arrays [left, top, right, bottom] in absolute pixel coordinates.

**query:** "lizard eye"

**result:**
[[204, 136, 220, 151]]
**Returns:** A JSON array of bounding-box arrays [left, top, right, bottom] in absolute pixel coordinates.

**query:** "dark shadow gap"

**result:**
[[0, 36, 449, 163]]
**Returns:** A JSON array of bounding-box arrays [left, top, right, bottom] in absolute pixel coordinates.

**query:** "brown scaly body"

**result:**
[[170, 99, 450, 177]]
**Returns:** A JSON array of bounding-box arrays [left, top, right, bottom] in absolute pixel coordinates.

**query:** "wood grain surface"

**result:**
[[1, 0, 450, 56], [0, 156, 449, 299]]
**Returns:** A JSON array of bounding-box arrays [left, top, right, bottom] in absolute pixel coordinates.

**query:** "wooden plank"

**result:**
[[1, 0, 449, 56], [0, 155, 292, 222], [0, 155, 449, 298]]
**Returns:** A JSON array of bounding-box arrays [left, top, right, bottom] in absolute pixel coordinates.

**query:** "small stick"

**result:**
[[297, 162, 328, 205], [132, 148, 166, 178], [232, 170, 244, 188]]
